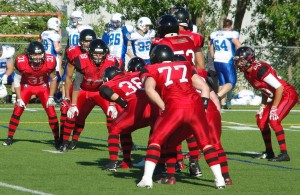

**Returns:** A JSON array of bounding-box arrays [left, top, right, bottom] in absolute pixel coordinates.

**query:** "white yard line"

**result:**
[[222, 120, 300, 132], [0, 182, 53, 195]]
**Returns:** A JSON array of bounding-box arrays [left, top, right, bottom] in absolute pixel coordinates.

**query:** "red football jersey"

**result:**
[[141, 60, 199, 107], [179, 29, 204, 49], [101, 72, 144, 102], [66, 46, 84, 65], [152, 35, 196, 64], [244, 62, 294, 98], [74, 54, 123, 91], [15, 54, 56, 86]]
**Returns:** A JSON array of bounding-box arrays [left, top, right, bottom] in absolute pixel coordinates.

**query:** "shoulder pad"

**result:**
[[0, 45, 15, 59], [15, 54, 29, 72], [74, 53, 89, 71], [44, 54, 56, 71]]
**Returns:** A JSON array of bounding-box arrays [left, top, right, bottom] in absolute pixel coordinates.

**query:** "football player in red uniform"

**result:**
[[197, 68, 232, 185], [60, 39, 124, 152], [172, 7, 205, 70], [99, 62, 158, 171], [137, 44, 225, 189], [152, 14, 202, 177], [59, 29, 97, 147], [234, 46, 298, 161], [3, 41, 59, 147]]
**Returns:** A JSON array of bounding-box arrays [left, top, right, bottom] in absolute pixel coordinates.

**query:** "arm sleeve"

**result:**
[[99, 85, 114, 100], [13, 70, 22, 88], [73, 71, 84, 91]]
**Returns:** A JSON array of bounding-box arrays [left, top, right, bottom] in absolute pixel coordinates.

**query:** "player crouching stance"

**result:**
[[3, 41, 59, 147], [234, 46, 298, 161], [136, 45, 225, 189]]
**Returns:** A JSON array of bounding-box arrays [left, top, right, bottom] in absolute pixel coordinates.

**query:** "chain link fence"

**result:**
[[1, 42, 300, 103]]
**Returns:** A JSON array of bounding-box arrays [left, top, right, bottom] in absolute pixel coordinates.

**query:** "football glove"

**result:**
[[107, 105, 118, 119], [269, 106, 279, 120], [60, 98, 71, 113], [16, 99, 26, 109], [257, 106, 265, 119], [0, 74, 8, 85], [46, 96, 56, 108], [67, 104, 79, 118]]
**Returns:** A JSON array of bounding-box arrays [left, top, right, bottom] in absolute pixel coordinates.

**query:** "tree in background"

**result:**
[[0, 0, 67, 44]]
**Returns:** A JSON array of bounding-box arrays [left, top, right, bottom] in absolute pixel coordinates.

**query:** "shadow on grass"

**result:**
[[76, 157, 217, 189], [226, 151, 259, 159]]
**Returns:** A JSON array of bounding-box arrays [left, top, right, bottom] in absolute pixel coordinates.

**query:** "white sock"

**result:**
[[143, 161, 156, 180], [210, 164, 224, 181]]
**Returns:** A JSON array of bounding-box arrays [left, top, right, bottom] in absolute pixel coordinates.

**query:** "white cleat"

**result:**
[[137, 178, 153, 189], [215, 178, 226, 189]]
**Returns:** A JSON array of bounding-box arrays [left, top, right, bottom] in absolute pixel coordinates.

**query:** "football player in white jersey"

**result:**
[[102, 13, 130, 63], [61, 11, 93, 100], [0, 45, 15, 102], [65, 11, 93, 48], [209, 19, 241, 109], [127, 17, 155, 65], [41, 17, 63, 77]]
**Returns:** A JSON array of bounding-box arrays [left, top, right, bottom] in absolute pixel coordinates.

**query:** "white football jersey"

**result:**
[[130, 31, 152, 60], [210, 30, 239, 63], [0, 45, 15, 75], [66, 25, 93, 46], [41, 30, 62, 57], [108, 28, 125, 59]]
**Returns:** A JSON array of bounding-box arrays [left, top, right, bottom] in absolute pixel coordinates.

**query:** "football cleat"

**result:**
[[254, 151, 275, 159], [156, 176, 176, 184], [68, 140, 78, 150], [221, 105, 231, 110], [3, 137, 13, 146], [188, 160, 203, 177], [103, 160, 118, 172], [268, 153, 290, 162], [215, 178, 226, 189], [118, 161, 132, 169], [137, 178, 153, 189], [59, 144, 69, 153], [54, 138, 61, 150], [225, 178, 233, 185]]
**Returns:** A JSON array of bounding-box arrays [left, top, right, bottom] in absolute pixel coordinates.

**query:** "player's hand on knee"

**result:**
[[107, 105, 118, 119], [46, 96, 56, 108], [67, 104, 79, 118], [269, 106, 279, 120], [257, 105, 265, 119], [16, 99, 26, 109]]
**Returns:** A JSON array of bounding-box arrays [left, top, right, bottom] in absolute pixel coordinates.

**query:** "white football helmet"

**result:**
[[0, 83, 7, 98], [47, 17, 61, 31], [70, 11, 83, 27], [137, 17, 152, 33], [111, 13, 123, 28]]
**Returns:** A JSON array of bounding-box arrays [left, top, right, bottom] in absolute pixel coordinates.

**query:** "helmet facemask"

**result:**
[[29, 53, 45, 71], [91, 50, 105, 67]]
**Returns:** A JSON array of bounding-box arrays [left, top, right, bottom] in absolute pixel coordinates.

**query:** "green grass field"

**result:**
[[0, 104, 300, 195]]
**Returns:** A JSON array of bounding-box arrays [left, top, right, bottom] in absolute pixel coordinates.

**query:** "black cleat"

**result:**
[[268, 153, 290, 162], [221, 105, 231, 110], [68, 140, 78, 150], [54, 138, 61, 150], [103, 160, 118, 172], [188, 160, 203, 177], [254, 151, 275, 159], [59, 144, 69, 152], [3, 137, 13, 146]]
